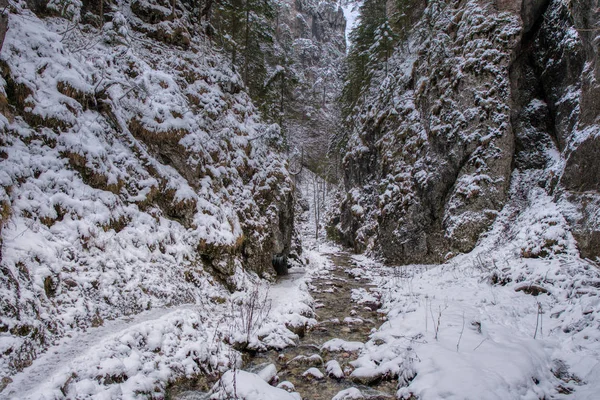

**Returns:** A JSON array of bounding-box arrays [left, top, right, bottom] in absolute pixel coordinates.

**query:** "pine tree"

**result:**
[[340, 0, 388, 116], [369, 20, 397, 76], [390, 0, 413, 42], [211, 0, 276, 102], [261, 53, 300, 145]]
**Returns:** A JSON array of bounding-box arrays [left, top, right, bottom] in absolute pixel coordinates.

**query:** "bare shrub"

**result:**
[[230, 285, 272, 349]]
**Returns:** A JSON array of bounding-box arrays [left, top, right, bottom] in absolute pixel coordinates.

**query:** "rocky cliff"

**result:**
[[0, 0, 294, 378], [276, 0, 346, 174], [337, 0, 600, 264]]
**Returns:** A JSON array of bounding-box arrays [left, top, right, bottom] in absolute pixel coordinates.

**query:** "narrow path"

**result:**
[[3, 305, 197, 399]]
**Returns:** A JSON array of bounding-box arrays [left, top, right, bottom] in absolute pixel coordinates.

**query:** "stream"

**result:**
[[169, 252, 396, 400]]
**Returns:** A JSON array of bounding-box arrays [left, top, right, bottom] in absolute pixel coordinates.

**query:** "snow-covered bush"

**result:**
[[47, 0, 83, 20]]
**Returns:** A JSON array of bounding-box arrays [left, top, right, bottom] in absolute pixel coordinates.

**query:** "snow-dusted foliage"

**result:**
[[0, 0, 295, 389]]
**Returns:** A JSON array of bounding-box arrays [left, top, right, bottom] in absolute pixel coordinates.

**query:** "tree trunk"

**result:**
[[279, 71, 285, 126], [313, 177, 319, 240], [0, 0, 8, 52], [231, 9, 237, 69], [201, 0, 213, 20], [275, 10, 279, 40], [243, 1, 250, 85]]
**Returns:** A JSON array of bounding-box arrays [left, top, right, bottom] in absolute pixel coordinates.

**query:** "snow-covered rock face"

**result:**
[[276, 0, 346, 173], [0, 0, 294, 380], [337, 0, 600, 264]]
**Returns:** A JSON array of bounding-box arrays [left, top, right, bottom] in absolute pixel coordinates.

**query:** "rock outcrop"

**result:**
[[336, 0, 600, 263]]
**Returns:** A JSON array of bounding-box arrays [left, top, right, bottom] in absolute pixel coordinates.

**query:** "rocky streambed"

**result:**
[[169, 252, 397, 399]]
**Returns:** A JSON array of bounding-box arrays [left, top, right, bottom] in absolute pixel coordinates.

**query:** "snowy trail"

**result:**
[[3, 304, 197, 399], [271, 264, 308, 293]]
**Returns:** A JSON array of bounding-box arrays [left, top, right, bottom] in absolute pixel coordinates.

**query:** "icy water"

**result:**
[[169, 252, 396, 400]]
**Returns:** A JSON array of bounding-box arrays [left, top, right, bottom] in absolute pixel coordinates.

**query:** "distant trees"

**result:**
[[189, 0, 345, 168], [340, 0, 413, 116], [205, 0, 308, 148], [340, 0, 388, 114]]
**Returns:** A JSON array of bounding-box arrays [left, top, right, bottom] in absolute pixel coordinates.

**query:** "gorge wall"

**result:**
[[0, 0, 294, 377], [336, 0, 600, 264]]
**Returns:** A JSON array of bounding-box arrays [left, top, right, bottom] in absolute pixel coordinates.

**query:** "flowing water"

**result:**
[[169, 252, 396, 400]]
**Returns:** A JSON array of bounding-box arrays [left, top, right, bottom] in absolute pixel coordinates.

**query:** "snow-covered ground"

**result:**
[[345, 215, 600, 398], [199, 174, 600, 400], [1, 224, 333, 399]]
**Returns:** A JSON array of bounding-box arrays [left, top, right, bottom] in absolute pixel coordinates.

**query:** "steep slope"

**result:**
[[0, 0, 294, 383], [336, 0, 600, 265]]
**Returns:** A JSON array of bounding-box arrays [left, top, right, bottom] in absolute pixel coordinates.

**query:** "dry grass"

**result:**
[[128, 118, 188, 146], [62, 151, 124, 195], [1, 61, 71, 130], [56, 80, 95, 111]]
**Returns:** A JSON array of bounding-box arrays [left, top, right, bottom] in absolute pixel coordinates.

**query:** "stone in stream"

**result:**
[[321, 338, 365, 353], [325, 360, 344, 379], [315, 318, 340, 328], [315, 317, 340, 325], [343, 317, 364, 325], [332, 387, 365, 400], [285, 321, 307, 338], [277, 380, 296, 392], [362, 301, 382, 311], [302, 367, 325, 380], [349, 367, 387, 385], [287, 354, 323, 368], [257, 363, 279, 385], [314, 325, 330, 334]]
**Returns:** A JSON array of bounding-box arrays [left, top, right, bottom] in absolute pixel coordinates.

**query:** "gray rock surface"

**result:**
[[336, 0, 600, 263]]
